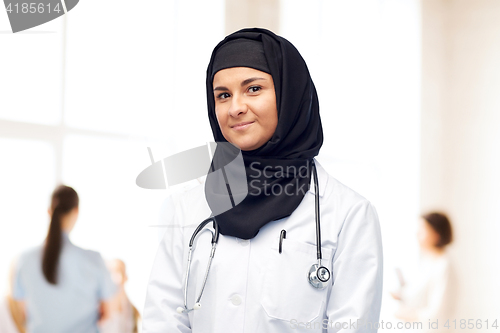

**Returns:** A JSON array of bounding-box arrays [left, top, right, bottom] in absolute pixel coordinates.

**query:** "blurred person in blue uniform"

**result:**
[[12, 185, 117, 333]]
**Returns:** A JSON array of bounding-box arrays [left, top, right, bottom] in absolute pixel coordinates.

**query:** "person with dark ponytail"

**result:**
[[12, 185, 117, 333], [43, 185, 80, 285]]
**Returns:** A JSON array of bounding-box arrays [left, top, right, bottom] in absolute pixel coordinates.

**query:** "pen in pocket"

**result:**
[[279, 229, 286, 253]]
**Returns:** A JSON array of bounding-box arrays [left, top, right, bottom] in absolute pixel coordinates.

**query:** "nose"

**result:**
[[228, 95, 248, 118]]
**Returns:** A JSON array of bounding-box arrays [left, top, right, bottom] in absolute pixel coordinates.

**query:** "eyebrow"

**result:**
[[213, 77, 266, 91]]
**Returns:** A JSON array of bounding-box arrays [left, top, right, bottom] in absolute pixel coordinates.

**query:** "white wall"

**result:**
[[421, 0, 500, 322], [225, 0, 280, 35], [280, 1, 422, 326]]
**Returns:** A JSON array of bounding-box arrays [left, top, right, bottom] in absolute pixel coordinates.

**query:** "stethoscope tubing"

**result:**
[[312, 160, 322, 261], [179, 159, 329, 313], [180, 217, 219, 313]]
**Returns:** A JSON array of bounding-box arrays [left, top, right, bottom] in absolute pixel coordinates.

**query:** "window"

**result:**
[[0, 0, 224, 313]]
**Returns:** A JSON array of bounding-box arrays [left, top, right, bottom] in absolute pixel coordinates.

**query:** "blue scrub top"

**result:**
[[13, 233, 117, 333]]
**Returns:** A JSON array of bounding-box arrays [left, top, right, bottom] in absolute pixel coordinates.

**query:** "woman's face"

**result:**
[[417, 218, 439, 249], [213, 67, 278, 151]]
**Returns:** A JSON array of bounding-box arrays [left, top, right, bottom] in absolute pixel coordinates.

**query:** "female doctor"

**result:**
[[143, 28, 383, 332]]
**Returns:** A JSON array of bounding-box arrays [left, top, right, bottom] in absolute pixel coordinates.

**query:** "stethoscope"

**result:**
[[176, 160, 330, 314]]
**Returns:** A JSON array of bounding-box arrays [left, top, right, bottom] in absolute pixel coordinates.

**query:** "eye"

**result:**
[[216, 92, 231, 100], [248, 86, 261, 93]]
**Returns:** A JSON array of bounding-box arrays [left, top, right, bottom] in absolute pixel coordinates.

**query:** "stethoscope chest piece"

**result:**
[[308, 263, 330, 289]]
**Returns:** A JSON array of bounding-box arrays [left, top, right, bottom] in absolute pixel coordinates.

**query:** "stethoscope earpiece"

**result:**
[[176, 303, 201, 314]]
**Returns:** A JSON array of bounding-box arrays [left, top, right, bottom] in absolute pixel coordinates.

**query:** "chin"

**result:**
[[236, 142, 261, 151], [229, 138, 257, 151]]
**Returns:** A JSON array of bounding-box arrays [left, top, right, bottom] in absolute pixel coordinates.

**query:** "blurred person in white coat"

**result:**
[[143, 28, 384, 333], [392, 212, 456, 332]]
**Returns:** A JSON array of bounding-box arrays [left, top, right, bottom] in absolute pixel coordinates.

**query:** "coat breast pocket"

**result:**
[[260, 238, 334, 323]]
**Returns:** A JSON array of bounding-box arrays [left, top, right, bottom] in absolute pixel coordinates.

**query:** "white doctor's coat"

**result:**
[[143, 160, 383, 333]]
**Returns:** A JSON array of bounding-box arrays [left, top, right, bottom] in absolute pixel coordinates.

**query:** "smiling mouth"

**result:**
[[231, 121, 254, 130]]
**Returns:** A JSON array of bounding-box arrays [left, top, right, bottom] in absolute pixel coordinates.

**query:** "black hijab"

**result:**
[[205, 28, 323, 239]]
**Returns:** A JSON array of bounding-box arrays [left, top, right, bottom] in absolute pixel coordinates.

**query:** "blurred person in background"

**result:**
[[0, 262, 24, 333], [12, 185, 117, 333], [99, 259, 140, 333], [392, 212, 456, 332]]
